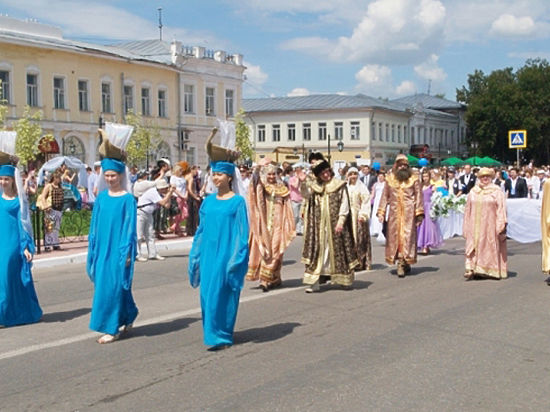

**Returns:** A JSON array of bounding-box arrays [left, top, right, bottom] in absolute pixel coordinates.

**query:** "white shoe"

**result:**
[[151, 255, 165, 261], [136, 256, 148, 262]]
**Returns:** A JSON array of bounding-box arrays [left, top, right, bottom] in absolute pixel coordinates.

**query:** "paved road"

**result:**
[[1, 237, 549, 411]]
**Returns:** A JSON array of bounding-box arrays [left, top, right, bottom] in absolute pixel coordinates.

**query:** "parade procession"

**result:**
[[3, 3, 550, 411]]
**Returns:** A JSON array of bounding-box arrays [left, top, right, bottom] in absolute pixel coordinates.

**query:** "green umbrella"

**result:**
[[479, 156, 502, 166], [463, 156, 485, 166], [407, 154, 419, 166], [441, 157, 464, 166]]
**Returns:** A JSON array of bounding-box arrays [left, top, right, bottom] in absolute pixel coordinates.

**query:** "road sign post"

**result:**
[[508, 130, 527, 167]]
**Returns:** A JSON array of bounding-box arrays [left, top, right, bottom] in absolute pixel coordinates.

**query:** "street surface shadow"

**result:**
[[388, 266, 439, 277], [131, 317, 200, 337], [234, 322, 301, 344], [430, 249, 464, 256], [320, 280, 373, 292], [41, 307, 91, 323], [283, 259, 297, 265]]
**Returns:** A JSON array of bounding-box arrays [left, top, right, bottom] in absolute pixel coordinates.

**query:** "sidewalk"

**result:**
[[33, 233, 193, 269]]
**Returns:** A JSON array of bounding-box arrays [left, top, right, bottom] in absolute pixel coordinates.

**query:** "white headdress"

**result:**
[[0, 131, 33, 237]]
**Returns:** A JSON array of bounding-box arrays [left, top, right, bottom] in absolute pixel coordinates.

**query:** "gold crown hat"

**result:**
[[0, 131, 18, 165], [477, 167, 495, 178], [97, 123, 134, 161], [205, 128, 240, 162]]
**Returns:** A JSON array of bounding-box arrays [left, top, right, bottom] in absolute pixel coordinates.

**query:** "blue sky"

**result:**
[[2, 0, 549, 101]]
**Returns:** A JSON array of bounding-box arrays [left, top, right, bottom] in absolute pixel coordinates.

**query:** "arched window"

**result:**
[[151, 140, 171, 162], [62, 135, 86, 163]]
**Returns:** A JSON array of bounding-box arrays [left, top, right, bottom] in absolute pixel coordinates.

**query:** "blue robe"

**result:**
[[0, 196, 42, 326], [87, 191, 138, 335], [188, 194, 249, 347]]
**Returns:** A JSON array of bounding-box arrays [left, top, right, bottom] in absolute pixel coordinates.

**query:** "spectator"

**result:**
[[504, 167, 528, 198], [136, 179, 174, 262], [170, 162, 189, 236]]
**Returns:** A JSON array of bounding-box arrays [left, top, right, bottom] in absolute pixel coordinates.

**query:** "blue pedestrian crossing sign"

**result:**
[[508, 130, 527, 149]]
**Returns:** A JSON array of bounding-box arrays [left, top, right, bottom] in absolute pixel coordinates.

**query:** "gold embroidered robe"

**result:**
[[302, 178, 358, 286], [463, 183, 507, 278], [348, 181, 372, 270], [377, 173, 424, 265], [246, 181, 296, 285]]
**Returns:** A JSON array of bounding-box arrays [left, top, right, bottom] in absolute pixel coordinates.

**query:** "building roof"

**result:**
[[0, 16, 242, 68], [391, 93, 464, 110], [243, 94, 410, 114]]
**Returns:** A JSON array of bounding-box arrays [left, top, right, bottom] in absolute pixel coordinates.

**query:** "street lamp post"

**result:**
[[327, 133, 331, 164]]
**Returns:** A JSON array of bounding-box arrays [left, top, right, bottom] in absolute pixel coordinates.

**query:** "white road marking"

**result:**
[[0, 250, 449, 361]]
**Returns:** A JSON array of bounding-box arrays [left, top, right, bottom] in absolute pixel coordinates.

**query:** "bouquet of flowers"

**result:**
[[430, 191, 467, 219]]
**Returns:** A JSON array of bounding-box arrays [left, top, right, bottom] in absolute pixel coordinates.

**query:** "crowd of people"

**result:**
[[4, 123, 550, 351]]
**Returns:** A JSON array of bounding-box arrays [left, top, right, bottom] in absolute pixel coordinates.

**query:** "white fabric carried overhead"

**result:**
[[104, 122, 134, 150], [37, 156, 88, 187]]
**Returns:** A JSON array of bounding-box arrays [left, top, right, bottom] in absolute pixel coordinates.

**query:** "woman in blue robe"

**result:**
[[188, 161, 249, 350], [0, 164, 42, 326], [87, 158, 138, 344]]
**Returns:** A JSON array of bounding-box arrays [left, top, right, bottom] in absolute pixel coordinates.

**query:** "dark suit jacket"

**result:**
[[504, 177, 528, 198], [361, 173, 377, 191], [459, 174, 476, 194], [446, 178, 461, 195]]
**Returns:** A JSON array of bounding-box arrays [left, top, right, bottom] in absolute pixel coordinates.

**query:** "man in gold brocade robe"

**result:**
[[246, 164, 296, 291], [377, 154, 424, 277], [302, 155, 358, 292]]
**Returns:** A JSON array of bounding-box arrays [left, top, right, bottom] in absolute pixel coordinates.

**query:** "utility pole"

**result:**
[[158, 7, 163, 41]]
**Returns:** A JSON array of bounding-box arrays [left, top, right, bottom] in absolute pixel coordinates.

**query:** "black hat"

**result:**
[[312, 157, 331, 177], [308, 151, 325, 164]]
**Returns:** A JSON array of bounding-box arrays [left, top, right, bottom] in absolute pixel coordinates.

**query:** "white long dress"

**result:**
[[370, 181, 386, 239]]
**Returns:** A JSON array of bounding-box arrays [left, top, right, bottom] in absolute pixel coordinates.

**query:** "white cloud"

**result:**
[[0, 0, 224, 46], [243, 61, 269, 97], [395, 81, 417, 96], [444, 1, 550, 42], [287, 88, 310, 97], [490, 14, 536, 37], [414, 54, 447, 81], [354, 64, 419, 98], [283, 0, 446, 66]]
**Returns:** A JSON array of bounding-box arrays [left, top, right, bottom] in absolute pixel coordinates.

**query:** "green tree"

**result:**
[[14, 107, 53, 166], [234, 108, 254, 162], [124, 110, 162, 167], [457, 59, 550, 164]]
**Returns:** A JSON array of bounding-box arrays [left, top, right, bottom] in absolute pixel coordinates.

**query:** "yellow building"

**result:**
[[0, 16, 245, 167]]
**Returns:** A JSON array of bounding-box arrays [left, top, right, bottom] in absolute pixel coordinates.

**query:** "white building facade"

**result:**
[[243, 94, 467, 166]]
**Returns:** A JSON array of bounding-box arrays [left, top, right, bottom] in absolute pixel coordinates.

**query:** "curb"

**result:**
[[33, 238, 194, 270]]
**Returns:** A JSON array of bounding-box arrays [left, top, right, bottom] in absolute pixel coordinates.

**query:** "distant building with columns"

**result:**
[[242, 93, 467, 167]]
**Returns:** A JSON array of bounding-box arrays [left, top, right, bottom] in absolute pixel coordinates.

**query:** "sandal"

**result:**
[[97, 333, 120, 344]]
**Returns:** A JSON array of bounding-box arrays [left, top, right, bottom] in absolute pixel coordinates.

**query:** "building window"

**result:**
[[101, 82, 112, 113], [303, 123, 311, 141], [62, 135, 86, 163], [272, 124, 281, 142], [123, 85, 134, 113], [158, 89, 167, 118], [185, 147, 196, 164], [225, 89, 234, 117], [391, 124, 395, 142], [258, 125, 266, 142], [397, 125, 401, 143], [371, 122, 376, 141], [184, 85, 194, 113], [318, 122, 327, 141], [334, 122, 343, 140], [78, 80, 89, 111], [288, 124, 296, 141], [385, 124, 389, 142], [27, 73, 39, 107], [379, 123, 383, 142], [0, 70, 10, 103], [53, 77, 65, 109], [205, 87, 215, 116], [404, 126, 407, 144], [141, 87, 151, 116], [351, 121, 360, 140]]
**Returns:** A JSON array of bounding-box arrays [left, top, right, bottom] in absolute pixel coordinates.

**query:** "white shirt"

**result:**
[[137, 187, 162, 215], [170, 175, 187, 196]]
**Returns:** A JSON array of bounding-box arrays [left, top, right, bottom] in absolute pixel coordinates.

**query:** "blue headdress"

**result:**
[[0, 164, 15, 177], [211, 161, 235, 175]]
